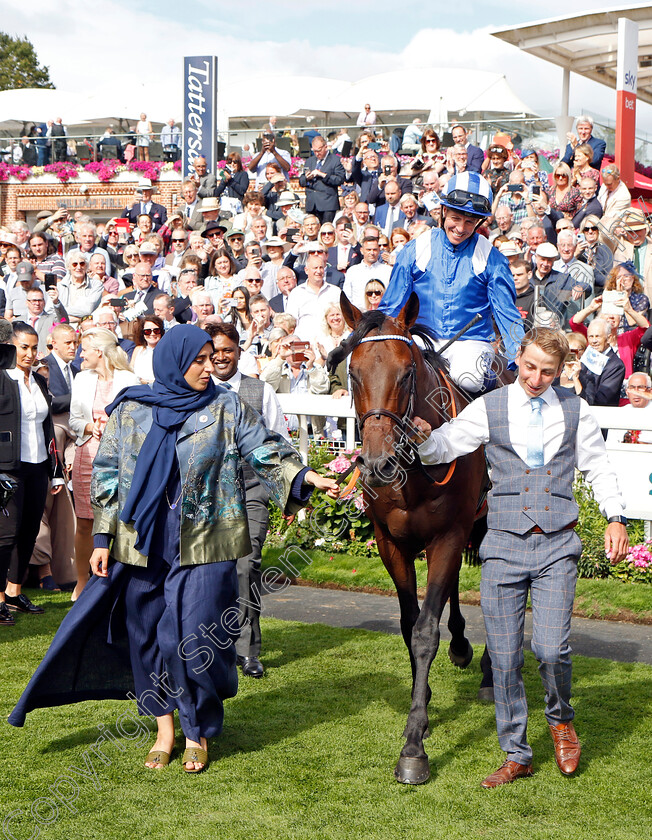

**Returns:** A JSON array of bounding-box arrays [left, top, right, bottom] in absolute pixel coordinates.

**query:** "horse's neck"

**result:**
[[414, 353, 460, 431]]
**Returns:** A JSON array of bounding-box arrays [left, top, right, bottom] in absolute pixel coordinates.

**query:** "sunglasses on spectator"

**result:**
[[70, 261, 86, 267], [172, 237, 187, 242], [366, 290, 383, 297], [125, 252, 139, 259], [143, 328, 162, 336], [583, 226, 599, 232], [247, 279, 263, 284], [206, 231, 223, 238], [425, 139, 438, 144], [554, 173, 568, 179]]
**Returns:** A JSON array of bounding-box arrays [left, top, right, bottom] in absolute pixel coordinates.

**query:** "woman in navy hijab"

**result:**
[[10, 325, 339, 773]]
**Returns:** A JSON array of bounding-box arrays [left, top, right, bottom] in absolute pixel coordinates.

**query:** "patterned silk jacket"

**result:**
[[91, 391, 305, 567]]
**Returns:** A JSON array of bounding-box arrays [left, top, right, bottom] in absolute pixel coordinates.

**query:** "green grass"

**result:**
[[263, 548, 652, 622], [2, 597, 652, 840]]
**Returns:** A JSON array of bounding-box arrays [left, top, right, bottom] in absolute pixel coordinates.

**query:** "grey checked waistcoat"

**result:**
[[484, 386, 580, 535], [238, 375, 267, 493]]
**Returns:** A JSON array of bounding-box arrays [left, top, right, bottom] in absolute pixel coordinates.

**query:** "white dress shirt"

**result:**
[[342, 261, 392, 310], [215, 370, 289, 440], [417, 379, 625, 519], [7, 368, 48, 463], [286, 281, 341, 340]]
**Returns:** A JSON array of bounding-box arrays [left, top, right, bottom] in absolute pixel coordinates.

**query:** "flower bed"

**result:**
[[0, 159, 182, 183], [0, 155, 305, 184]]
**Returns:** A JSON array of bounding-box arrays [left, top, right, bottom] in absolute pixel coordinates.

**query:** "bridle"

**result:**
[[356, 334, 417, 431], [353, 332, 458, 486]]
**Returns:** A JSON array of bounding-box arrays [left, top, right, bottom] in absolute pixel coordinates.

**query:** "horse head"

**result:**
[[336, 291, 422, 487]]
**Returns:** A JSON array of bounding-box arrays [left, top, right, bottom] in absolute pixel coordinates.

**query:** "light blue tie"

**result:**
[[526, 397, 544, 468]]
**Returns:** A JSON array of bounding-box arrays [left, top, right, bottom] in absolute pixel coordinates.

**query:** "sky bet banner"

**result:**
[[182, 56, 218, 179], [615, 19, 638, 188]]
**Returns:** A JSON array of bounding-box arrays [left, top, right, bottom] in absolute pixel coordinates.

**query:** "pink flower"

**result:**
[[327, 455, 352, 474]]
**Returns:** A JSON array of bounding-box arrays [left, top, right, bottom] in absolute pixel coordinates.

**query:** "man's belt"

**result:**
[[529, 521, 577, 535]]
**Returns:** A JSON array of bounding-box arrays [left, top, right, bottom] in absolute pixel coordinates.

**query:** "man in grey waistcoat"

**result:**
[[412, 327, 629, 788], [207, 322, 289, 678]]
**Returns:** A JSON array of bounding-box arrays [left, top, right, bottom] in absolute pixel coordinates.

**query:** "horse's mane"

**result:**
[[327, 309, 447, 375]]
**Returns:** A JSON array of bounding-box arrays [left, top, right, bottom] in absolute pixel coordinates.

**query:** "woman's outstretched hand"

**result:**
[[304, 470, 341, 499]]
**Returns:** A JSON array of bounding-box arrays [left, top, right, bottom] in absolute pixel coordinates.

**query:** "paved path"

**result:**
[[262, 584, 652, 666]]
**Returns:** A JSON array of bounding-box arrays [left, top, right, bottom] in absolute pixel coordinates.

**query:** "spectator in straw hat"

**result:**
[[614, 208, 652, 300]]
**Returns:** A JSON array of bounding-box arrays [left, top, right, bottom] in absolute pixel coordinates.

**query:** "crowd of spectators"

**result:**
[[1, 111, 651, 598]]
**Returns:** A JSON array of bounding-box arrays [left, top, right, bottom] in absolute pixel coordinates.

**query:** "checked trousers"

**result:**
[[480, 528, 581, 766]]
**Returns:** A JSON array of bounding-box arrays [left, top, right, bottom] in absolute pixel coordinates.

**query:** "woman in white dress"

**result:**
[[136, 113, 153, 162]]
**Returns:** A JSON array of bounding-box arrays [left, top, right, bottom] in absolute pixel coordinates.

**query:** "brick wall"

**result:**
[[0, 175, 306, 227], [0, 176, 183, 227]]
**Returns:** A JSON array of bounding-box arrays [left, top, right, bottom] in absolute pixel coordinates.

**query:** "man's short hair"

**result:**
[[362, 236, 379, 246], [154, 293, 174, 307], [399, 193, 417, 207], [94, 306, 119, 324], [249, 293, 270, 308], [627, 372, 652, 388], [205, 321, 240, 345], [521, 327, 569, 367], [511, 258, 532, 274], [51, 323, 76, 340], [576, 115, 594, 128]]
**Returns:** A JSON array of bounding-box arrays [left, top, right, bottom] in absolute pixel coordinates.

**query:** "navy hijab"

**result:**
[[106, 324, 217, 556]]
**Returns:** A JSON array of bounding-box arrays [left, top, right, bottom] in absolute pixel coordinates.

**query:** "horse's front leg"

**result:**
[[394, 580, 446, 784]]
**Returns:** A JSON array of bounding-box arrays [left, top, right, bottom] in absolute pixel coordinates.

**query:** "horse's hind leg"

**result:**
[[478, 644, 494, 703], [447, 576, 473, 669]]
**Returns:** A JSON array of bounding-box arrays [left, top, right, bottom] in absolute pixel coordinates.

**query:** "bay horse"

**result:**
[[330, 291, 488, 785]]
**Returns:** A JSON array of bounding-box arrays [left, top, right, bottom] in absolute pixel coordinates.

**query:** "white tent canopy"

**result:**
[[0, 68, 536, 138], [322, 68, 537, 118]]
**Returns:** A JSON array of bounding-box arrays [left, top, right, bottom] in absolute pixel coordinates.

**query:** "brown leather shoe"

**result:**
[[549, 721, 581, 775], [481, 759, 533, 789]]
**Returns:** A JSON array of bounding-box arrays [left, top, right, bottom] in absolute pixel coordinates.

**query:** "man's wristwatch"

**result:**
[[607, 515, 628, 525]]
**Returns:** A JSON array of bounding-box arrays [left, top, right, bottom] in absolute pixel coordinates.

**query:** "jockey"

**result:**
[[379, 172, 524, 392]]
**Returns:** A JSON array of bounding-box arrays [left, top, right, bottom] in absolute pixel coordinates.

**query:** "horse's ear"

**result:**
[[340, 291, 363, 330], [396, 292, 420, 332]]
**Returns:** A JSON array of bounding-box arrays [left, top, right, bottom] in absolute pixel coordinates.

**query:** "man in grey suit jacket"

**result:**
[[299, 136, 345, 223], [412, 328, 629, 789], [25, 288, 65, 354]]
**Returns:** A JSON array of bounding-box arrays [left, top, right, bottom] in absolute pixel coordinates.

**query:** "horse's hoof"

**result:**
[[477, 686, 495, 703], [448, 640, 473, 669], [394, 755, 430, 785]]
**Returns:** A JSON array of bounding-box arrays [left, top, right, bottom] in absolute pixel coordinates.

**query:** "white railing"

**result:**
[[274, 394, 652, 522], [276, 393, 356, 463]]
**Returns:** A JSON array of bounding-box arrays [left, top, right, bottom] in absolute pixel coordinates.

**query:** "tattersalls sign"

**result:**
[[615, 18, 638, 188], [182, 56, 218, 179]]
